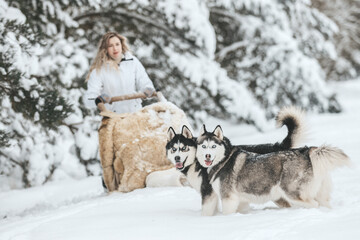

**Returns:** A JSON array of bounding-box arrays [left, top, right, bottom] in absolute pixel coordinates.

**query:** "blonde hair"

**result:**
[[86, 32, 130, 81]]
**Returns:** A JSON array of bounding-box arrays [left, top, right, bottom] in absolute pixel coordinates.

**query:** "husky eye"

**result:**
[[212, 145, 216, 148], [172, 147, 177, 152], [181, 146, 188, 151], [202, 145, 206, 149]]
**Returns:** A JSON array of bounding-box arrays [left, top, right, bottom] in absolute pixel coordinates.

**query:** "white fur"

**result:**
[[146, 168, 184, 187], [186, 165, 203, 192], [182, 164, 219, 216], [201, 192, 218, 216], [222, 195, 241, 215], [297, 145, 351, 207], [196, 140, 226, 167], [212, 178, 221, 200], [220, 183, 321, 214], [315, 175, 332, 208], [310, 145, 351, 172]]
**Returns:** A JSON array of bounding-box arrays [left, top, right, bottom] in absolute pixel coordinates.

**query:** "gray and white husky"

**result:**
[[166, 106, 306, 216], [196, 125, 350, 215]]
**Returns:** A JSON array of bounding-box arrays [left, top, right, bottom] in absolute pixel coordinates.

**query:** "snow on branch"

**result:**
[[74, 9, 199, 48], [215, 41, 247, 61]]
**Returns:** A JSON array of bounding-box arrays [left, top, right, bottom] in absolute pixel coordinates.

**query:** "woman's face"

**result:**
[[107, 36, 122, 62]]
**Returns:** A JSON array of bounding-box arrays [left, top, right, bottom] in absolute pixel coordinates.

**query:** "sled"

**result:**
[[97, 92, 189, 192]]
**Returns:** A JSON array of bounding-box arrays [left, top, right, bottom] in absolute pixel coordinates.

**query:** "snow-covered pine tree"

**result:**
[[208, 0, 342, 117], [312, 0, 360, 81], [0, 0, 92, 188]]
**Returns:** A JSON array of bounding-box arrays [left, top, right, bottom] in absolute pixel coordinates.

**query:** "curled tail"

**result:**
[[276, 106, 306, 148], [310, 145, 351, 173], [237, 106, 306, 154]]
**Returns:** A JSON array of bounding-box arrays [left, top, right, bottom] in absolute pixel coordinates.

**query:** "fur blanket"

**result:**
[[98, 102, 189, 192]]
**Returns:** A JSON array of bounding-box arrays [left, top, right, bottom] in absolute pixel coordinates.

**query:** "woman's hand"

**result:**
[[143, 87, 155, 98], [95, 93, 111, 105]]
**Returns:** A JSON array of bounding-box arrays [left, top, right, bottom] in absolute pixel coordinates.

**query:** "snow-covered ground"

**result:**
[[1, 80, 360, 240]]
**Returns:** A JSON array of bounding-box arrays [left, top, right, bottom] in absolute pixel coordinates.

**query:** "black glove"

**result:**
[[95, 93, 111, 105]]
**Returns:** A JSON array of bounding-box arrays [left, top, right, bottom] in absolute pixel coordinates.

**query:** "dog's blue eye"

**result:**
[[181, 146, 186, 151], [172, 147, 177, 152], [202, 145, 206, 148], [212, 145, 216, 148]]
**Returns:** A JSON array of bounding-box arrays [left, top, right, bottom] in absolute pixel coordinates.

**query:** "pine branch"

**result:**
[[210, 8, 242, 23], [74, 9, 199, 49], [42, 163, 58, 184], [0, 151, 22, 167], [62, 121, 83, 134], [215, 41, 247, 61], [0, 151, 31, 187]]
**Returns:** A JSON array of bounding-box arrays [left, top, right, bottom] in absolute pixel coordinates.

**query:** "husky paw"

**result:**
[[179, 175, 190, 186], [236, 202, 250, 213]]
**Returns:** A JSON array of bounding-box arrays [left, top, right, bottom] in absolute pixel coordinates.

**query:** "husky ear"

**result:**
[[213, 125, 224, 140], [181, 125, 193, 139], [167, 127, 176, 142], [199, 124, 207, 136]]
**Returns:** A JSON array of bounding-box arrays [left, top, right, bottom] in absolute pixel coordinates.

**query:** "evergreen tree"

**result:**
[[0, 1, 74, 187], [312, 0, 360, 81], [208, 0, 342, 117]]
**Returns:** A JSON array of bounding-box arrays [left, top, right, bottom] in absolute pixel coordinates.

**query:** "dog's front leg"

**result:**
[[201, 192, 218, 216], [236, 201, 250, 213], [221, 194, 240, 215]]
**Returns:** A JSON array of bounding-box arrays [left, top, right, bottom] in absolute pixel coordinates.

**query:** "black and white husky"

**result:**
[[166, 106, 306, 216], [196, 125, 350, 215]]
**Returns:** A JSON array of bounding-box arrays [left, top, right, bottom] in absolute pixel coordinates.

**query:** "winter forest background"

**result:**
[[1, 0, 359, 190]]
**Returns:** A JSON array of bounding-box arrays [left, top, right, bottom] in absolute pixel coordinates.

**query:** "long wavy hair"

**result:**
[[86, 32, 130, 81]]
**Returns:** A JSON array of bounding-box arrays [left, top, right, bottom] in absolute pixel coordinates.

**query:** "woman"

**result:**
[[84, 32, 155, 113]]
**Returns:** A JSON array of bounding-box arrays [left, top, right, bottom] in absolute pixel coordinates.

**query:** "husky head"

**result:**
[[166, 125, 197, 171], [196, 125, 227, 168]]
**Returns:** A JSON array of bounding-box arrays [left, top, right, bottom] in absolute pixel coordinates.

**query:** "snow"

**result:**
[[1, 80, 360, 239], [158, 0, 216, 56], [163, 47, 269, 129], [0, 0, 26, 23]]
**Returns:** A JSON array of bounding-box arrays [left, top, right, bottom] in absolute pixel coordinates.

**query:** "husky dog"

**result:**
[[196, 125, 350, 215], [167, 125, 218, 216], [166, 106, 306, 215]]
